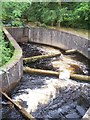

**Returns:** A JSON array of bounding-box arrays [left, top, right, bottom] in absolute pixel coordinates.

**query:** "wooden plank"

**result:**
[[23, 67, 90, 82], [0, 91, 36, 120], [23, 52, 61, 63]]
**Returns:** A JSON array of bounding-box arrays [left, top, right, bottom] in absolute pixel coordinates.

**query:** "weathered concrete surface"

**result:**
[[7, 27, 29, 42], [0, 28, 23, 93], [7, 27, 90, 59], [29, 27, 90, 59]]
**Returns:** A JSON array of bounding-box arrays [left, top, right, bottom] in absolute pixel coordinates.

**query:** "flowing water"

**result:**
[[1, 42, 90, 120]]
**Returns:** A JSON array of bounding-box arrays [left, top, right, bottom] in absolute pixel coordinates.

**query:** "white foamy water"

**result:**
[[13, 76, 81, 113], [13, 78, 59, 113]]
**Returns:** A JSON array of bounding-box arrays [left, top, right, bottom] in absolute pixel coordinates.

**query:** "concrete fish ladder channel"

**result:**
[[5, 26, 90, 119]]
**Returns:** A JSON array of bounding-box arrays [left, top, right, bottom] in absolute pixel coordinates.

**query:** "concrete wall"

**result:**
[[7, 27, 90, 59], [4, 26, 90, 119], [7, 27, 29, 42], [29, 27, 90, 59], [0, 28, 23, 93]]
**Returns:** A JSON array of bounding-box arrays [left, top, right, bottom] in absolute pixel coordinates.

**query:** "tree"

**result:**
[[2, 2, 89, 29], [2, 2, 29, 26]]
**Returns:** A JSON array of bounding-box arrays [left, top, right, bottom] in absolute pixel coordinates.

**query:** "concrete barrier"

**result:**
[[6, 26, 90, 119], [29, 27, 90, 59], [7, 27, 29, 42], [0, 28, 23, 93], [7, 27, 90, 59]]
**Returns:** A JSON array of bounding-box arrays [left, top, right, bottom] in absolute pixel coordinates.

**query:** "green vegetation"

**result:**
[[0, 25, 14, 67], [2, 2, 89, 29], [2, 2, 29, 26], [0, 2, 89, 66]]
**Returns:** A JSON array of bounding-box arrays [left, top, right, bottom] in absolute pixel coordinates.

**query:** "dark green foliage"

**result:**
[[28, 2, 89, 29], [0, 24, 14, 67], [0, 40, 14, 67], [2, 2, 89, 29], [61, 2, 89, 29], [2, 2, 30, 26]]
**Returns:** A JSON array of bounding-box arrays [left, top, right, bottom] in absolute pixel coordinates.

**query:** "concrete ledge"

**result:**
[[0, 28, 23, 93]]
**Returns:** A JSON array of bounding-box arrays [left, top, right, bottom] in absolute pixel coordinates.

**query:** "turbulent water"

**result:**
[[1, 42, 90, 120]]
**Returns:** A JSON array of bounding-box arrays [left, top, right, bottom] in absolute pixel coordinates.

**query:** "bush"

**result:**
[[0, 25, 14, 67], [2, 2, 89, 29]]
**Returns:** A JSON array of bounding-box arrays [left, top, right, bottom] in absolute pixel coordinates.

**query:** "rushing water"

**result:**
[[1, 42, 90, 120]]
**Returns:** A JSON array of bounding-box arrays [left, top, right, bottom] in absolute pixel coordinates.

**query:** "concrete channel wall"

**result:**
[[0, 28, 23, 93], [6, 27, 90, 120], [7, 27, 90, 59]]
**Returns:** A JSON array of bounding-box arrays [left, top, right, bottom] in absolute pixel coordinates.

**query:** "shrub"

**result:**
[[0, 25, 14, 67]]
